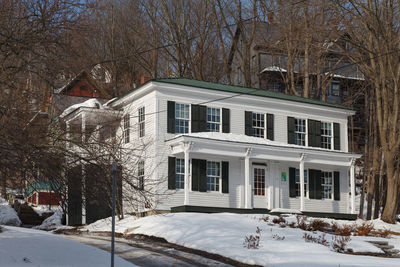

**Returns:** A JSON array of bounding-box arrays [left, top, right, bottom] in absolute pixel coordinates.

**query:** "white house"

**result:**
[[63, 78, 361, 223]]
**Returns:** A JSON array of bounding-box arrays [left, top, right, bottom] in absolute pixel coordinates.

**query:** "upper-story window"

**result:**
[[289, 117, 340, 150], [175, 103, 190, 134], [329, 81, 340, 96], [252, 113, 265, 138], [294, 118, 306, 146], [206, 161, 220, 192], [123, 114, 130, 143], [206, 107, 220, 132], [245, 111, 274, 140], [321, 122, 332, 149], [138, 107, 145, 138]]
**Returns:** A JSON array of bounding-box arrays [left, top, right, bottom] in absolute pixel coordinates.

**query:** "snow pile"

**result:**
[[83, 215, 137, 234], [84, 212, 400, 267], [60, 98, 104, 118], [0, 226, 135, 267], [34, 210, 70, 230], [32, 205, 61, 216], [0, 198, 21, 226]]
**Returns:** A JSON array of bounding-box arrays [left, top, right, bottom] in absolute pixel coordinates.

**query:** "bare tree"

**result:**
[[334, 0, 400, 223]]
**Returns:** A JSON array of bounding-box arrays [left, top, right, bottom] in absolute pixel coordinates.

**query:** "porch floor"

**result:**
[[171, 205, 357, 220]]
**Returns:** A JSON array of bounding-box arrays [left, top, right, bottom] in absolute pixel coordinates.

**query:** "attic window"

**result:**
[[80, 85, 88, 91]]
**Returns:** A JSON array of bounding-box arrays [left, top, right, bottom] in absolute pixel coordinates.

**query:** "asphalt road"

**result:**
[[61, 233, 234, 267]]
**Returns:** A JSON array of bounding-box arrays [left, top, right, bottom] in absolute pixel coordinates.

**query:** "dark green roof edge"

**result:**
[[117, 77, 355, 111]]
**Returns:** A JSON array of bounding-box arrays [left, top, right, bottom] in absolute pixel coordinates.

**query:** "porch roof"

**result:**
[[166, 133, 361, 167]]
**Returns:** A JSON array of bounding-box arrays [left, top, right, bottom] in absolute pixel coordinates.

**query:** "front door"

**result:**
[[253, 167, 268, 208]]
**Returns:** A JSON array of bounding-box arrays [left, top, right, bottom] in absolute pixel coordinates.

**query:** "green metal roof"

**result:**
[[24, 181, 62, 197], [150, 78, 354, 111]]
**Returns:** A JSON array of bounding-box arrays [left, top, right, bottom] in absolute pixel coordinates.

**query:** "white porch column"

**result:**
[[299, 153, 306, 211], [244, 148, 252, 209], [350, 158, 356, 214], [183, 142, 192, 206]]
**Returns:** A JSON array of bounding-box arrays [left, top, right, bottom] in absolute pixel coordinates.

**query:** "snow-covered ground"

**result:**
[[0, 226, 137, 267], [83, 212, 400, 267], [0, 197, 21, 226]]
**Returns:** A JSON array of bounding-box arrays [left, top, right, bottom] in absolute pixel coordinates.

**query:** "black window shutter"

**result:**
[[168, 157, 176, 189], [315, 120, 322, 148], [308, 119, 316, 147], [315, 170, 322, 199], [334, 123, 340, 150], [192, 159, 199, 191], [334, 171, 340, 200], [245, 111, 253, 136], [222, 161, 229, 193], [267, 113, 274, 140], [191, 104, 199, 133], [309, 169, 316, 199], [222, 108, 230, 133], [199, 159, 207, 192], [199, 105, 207, 132], [287, 117, 295, 144], [289, 167, 296, 197], [167, 101, 175, 133]]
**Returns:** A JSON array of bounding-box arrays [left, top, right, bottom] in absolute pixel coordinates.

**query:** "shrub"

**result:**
[[331, 236, 351, 253], [354, 222, 374, 236], [332, 223, 353, 236], [303, 233, 329, 246], [243, 227, 262, 249], [288, 221, 296, 228], [297, 216, 309, 231], [272, 234, 285, 240], [0, 226, 2, 233], [371, 228, 391, 238], [310, 219, 330, 232], [279, 223, 287, 228], [260, 215, 269, 222], [272, 216, 286, 224]]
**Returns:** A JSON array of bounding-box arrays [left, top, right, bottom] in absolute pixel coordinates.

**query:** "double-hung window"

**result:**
[[294, 118, 306, 146], [138, 107, 145, 138], [321, 122, 332, 149], [175, 159, 185, 189], [252, 113, 265, 138], [175, 103, 189, 134], [206, 107, 221, 132], [206, 161, 220, 192], [295, 169, 308, 197], [321, 171, 333, 199], [138, 161, 144, 190], [123, 114, 130, 143]]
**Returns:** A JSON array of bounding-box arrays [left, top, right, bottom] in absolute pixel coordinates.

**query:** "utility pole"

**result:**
[[111, 161, 117, 267]]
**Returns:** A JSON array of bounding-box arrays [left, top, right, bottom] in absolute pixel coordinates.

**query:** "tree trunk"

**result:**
[[1, 171, 6, 199]]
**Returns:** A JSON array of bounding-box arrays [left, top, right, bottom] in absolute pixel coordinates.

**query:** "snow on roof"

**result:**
[[60, 98, 104, 118], [261, 66, 287, 73]]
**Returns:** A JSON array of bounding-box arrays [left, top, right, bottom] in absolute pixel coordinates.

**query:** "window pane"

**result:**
[[206, 161, 220, 191], [206, 107, 221, 132]]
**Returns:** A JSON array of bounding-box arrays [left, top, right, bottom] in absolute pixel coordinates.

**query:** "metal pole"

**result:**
[[111, 161, 117, 267]]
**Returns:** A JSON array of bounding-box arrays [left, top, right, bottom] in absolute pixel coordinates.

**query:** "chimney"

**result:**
[[140, 76, 151, 85]]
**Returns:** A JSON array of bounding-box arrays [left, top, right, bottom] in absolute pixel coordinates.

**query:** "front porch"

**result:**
[[166, 133, 361, 215], [170, 205, 357, 220]]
